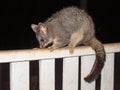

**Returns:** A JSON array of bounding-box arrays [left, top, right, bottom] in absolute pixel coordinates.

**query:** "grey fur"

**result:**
[[31, 6, 105, 83]]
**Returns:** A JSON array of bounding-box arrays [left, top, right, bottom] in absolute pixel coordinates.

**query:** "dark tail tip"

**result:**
[[84, 77, 94, 83], [84, 73, 100, 83]]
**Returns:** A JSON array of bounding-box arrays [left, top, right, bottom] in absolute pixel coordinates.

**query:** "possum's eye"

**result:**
[[40, 39, 44, 42]]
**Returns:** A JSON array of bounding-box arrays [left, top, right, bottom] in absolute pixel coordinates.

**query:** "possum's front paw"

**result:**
[[48, 46, 55, 52], [68, 45, 75, 54]]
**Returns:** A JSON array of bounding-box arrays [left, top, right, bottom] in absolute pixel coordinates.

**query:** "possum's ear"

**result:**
[[31, 24, 38, 32], [38, 22, 47, 34]]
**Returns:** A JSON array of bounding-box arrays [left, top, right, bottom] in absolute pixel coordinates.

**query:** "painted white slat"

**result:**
[[10, 62, 29, 90], [101, 53, 114, 90], [81, 55, 95, 90], [63, 57, 79, 90], [0, 64, 1, 90], [39, 59, 55, 90]]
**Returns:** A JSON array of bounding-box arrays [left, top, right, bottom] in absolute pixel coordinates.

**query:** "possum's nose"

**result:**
[[39, 44, 43, 48]]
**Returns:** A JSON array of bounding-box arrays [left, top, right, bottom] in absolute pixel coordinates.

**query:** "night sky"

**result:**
[[1, 0, 120, 50]]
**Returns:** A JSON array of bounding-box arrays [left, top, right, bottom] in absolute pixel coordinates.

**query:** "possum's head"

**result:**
[[31, 23, 50, 48]]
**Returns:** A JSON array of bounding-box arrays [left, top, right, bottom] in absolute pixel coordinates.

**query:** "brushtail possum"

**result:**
[[31, 6, 105, 83]]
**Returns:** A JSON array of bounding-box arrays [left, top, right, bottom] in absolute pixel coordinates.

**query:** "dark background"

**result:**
[[1, 0, 120, 50], [0, 0, 120, 90]]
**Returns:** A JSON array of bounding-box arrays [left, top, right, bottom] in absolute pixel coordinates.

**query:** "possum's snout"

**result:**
[[39, 44, 43, 48]]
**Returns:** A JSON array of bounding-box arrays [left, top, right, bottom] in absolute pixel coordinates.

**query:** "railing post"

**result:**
[[101, 53, 114, 90], [62, 57, 79, 90], [10, 61, 29, 90], [81, 55, 95, 90], [0, 64, 1, 90], [39, 59, 55, 90]]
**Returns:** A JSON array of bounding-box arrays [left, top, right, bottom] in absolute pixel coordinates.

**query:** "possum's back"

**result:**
[[46, 6, 94, 34]]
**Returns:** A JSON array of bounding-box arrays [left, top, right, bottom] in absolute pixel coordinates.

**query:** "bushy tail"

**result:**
[[84, 37, 106, 83]]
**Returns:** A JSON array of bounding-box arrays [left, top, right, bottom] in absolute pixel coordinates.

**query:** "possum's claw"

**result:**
[[48, 46, 55, 52]]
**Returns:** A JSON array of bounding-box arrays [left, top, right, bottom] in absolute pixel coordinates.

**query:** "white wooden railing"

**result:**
[[0, 43, 120, 90]]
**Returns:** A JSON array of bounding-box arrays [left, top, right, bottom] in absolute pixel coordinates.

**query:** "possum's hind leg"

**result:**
[[68, 29, 84, 53]]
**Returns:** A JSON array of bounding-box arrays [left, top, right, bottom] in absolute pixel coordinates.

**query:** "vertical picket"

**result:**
[[101, 53, 114, 90], [10, 61, 29, 90], [81, 55, 95, 90], [62, 57, 79, 90], [39, 59, 55, 90], [0, 64, 1, 90]]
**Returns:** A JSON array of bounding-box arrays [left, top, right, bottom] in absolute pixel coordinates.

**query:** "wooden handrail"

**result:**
[[0, 43, 120, 63]]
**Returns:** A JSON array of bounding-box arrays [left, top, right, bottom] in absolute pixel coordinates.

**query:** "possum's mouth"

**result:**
[[39, 44, 43, 48], [39, 43, 44, 48]]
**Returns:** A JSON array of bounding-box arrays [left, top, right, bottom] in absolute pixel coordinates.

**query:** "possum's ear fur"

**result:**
[[38, 22, 47, 34], [31, 24, 38, 32]]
